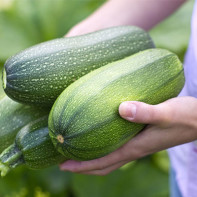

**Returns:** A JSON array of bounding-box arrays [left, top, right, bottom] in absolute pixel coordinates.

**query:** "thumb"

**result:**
[[119, 101, 171, 125]]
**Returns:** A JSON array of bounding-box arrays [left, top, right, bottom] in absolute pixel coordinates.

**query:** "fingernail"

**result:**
[[119, 102, 136, 120]]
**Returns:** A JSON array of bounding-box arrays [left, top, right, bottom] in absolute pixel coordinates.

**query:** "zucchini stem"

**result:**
[[0, 143, 24, 177]]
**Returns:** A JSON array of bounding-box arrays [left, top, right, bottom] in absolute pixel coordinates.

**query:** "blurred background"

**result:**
[[0, 0, 194, 196]]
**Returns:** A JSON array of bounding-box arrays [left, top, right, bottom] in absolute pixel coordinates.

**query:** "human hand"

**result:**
[[60, 96, 197, 175]]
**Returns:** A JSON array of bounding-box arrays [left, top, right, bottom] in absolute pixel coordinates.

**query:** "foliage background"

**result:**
[[0, 0, 194, 196]]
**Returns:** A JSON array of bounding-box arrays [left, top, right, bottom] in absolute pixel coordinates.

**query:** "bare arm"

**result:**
[[66, 0, 186, 36]]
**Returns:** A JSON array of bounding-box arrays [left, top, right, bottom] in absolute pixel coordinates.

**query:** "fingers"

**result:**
[[59, 97, 197, 176], [119, 97, 197, 127], [60, 148, 127, 173], [60, 160, 127, 176], [119, 101, 172, 125], [59, 135, 143, 175], [59, 101, 171, 175], [80, 161, 128, 176]]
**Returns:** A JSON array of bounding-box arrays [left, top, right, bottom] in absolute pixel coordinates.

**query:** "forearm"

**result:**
[[99, 0, 186, 30], [67, 0, 186, 36]]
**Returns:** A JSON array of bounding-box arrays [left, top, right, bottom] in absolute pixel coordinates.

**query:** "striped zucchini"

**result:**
[[0, 66, 5, 99], [3, 26, 154, 106], [0, 96, 49, 153], [0, 116, 66, 176], [0, 66, 49, 153], [49, 49, 184, 160]]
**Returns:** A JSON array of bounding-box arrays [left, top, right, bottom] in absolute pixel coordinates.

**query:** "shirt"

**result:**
[[168, 1, 197, 196]]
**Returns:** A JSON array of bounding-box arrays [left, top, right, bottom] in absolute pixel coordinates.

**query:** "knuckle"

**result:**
[[136, 103, 158, 123], [148, 105, 163, 123], [152, 104, 172, 125]]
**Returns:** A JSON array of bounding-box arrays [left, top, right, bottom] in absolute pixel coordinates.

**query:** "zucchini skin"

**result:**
[[0, 116, 66, 176], [0, 66, 5, 99], [3, 26, 154, 106], [49, 48, 185, 161], [0, 96, 49, 153]]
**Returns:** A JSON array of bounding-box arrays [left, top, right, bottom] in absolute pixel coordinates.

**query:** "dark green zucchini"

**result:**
[[0, 96, 49, 153], [49, 48, 184, 160], [0, 65, 50, 153], [0, 66, 5, 99], [3, 26, 154, 106], [0, 116, 66, 176]]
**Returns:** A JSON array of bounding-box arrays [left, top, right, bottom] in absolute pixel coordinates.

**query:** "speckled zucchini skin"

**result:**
[[3, 26, 154, 106], [0, 96, 49, 153], [0, 116, 66, 176], [0, 66, 5, 99], [49, 49, 185, 161]]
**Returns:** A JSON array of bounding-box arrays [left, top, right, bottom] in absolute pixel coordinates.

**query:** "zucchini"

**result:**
[[0, 96, 49, 153], [0, 116, 66, 176], [0, 65, 49, 153], [3, 26, 154, 106], [0, 66, 5, 99], [49, 48, 184, 160]]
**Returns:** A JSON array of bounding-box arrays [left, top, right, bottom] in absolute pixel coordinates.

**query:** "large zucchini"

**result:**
[[0, 116, 66, 176], [0, 96, 49, 153], [49, 49, 184, 160], [3, 26, 154, 106]]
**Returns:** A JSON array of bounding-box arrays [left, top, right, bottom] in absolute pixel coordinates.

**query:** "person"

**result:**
[[60, 0, 197, 196]]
